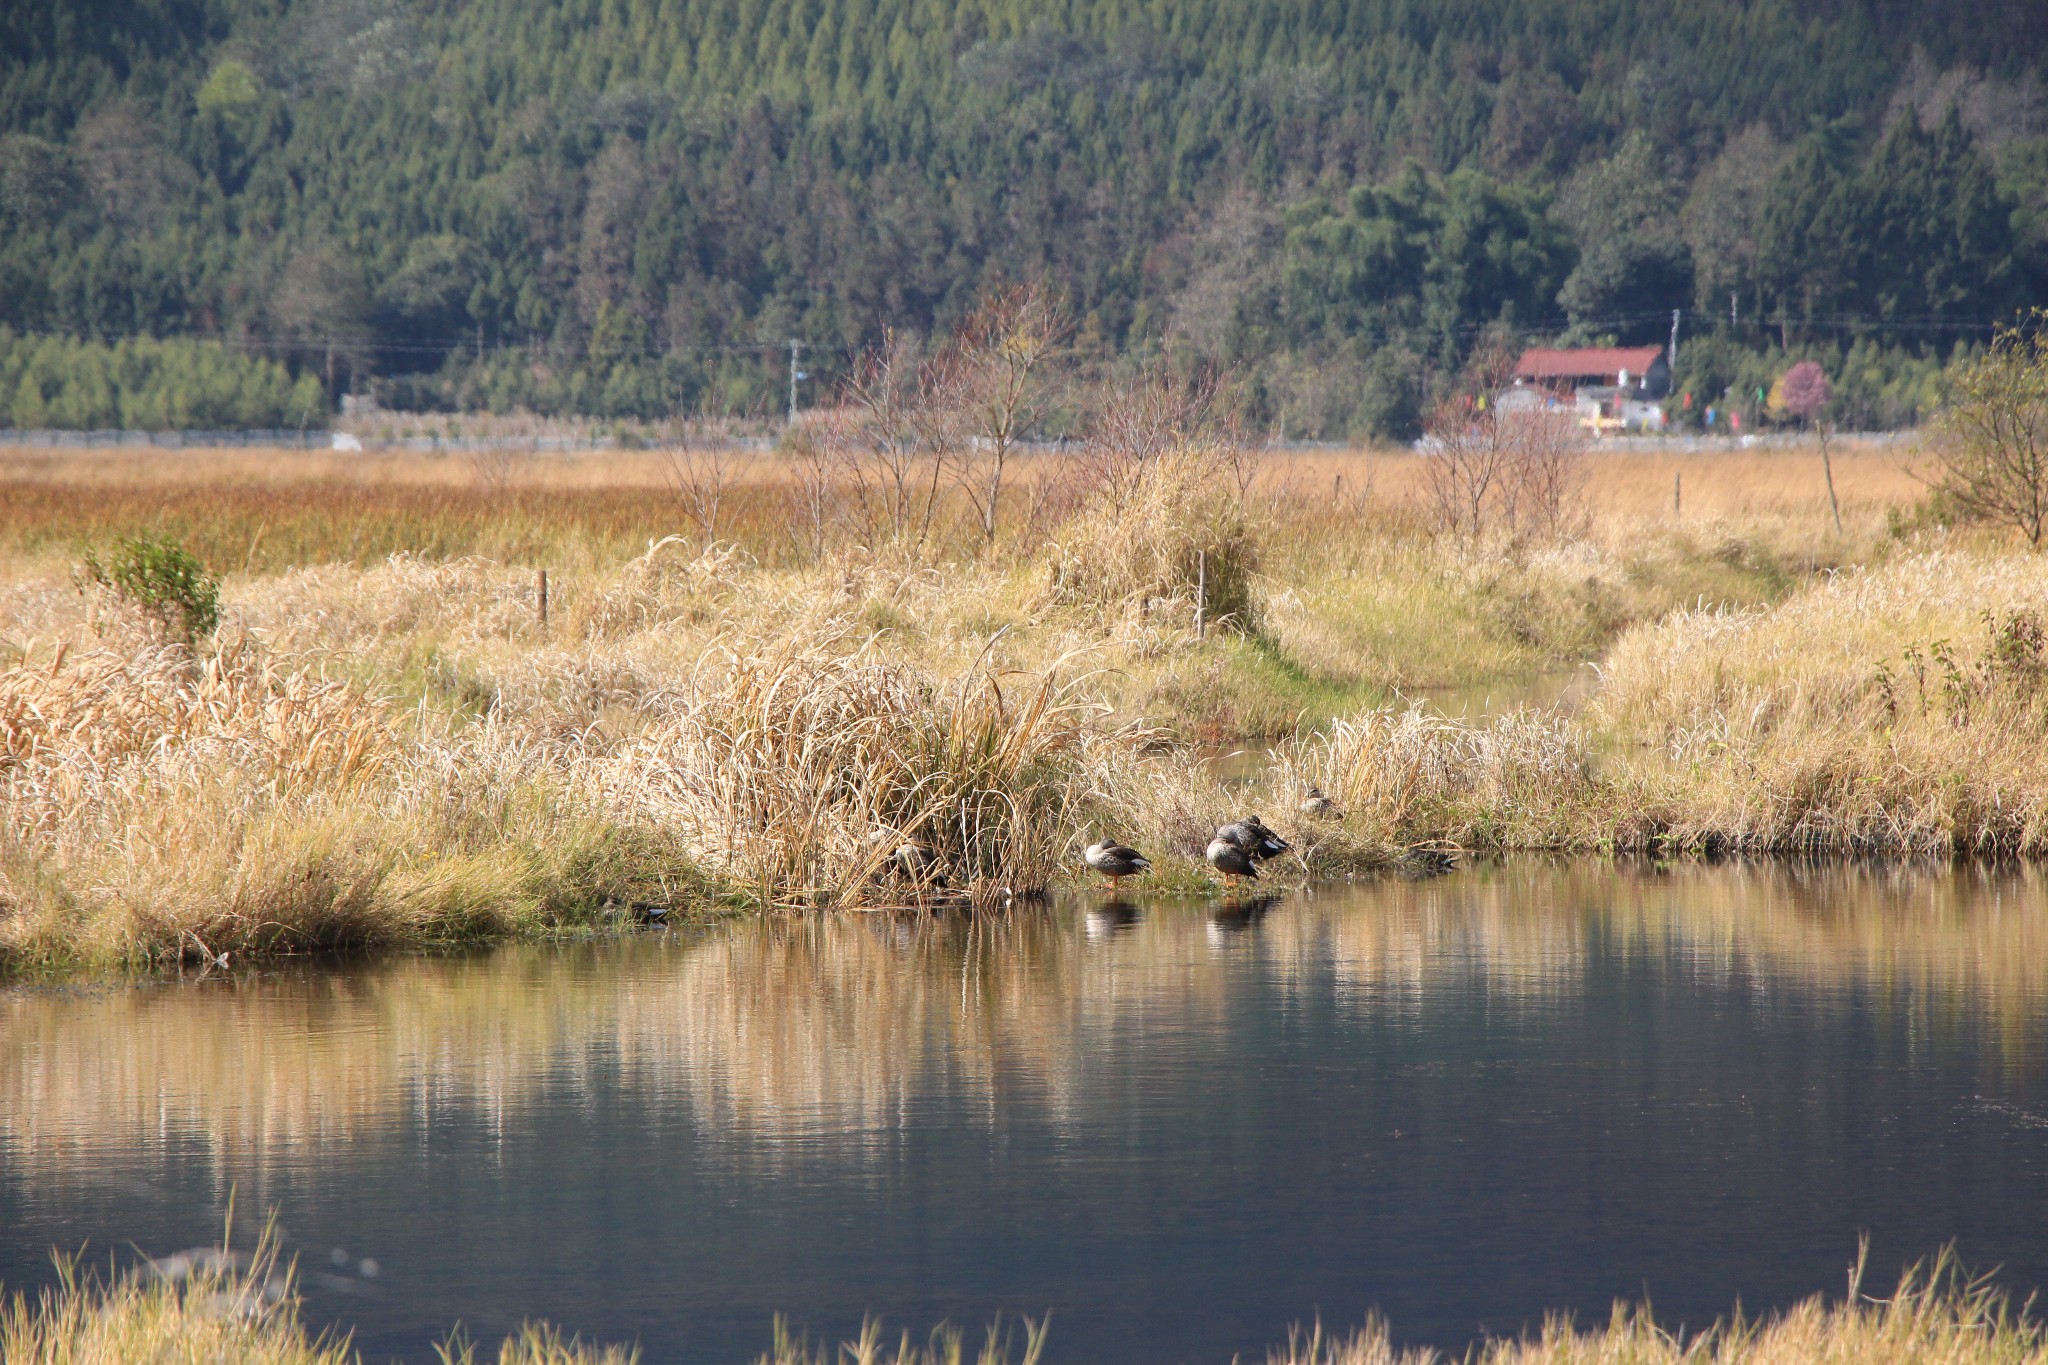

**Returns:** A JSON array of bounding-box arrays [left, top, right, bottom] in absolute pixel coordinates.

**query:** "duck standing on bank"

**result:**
[[1206, 835, 1259, 885], [1083, 839, 1151, 891]]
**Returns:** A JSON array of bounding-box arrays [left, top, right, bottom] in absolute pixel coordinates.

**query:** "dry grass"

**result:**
[[596, 638, 1109, 909], [755, 1314, 1048, 1365], [1043, 440, 1263, 631], [1271, 1250, 2048, 1365], [0, 1236, 636, 1365], [1278, 550, 2048, 858], [442, 1323, 638, 1365], [1593, 552, 2048, 855], [5, 1239, 2040, 1365], [1274, 706, 1609, 853], [0, 440, 1918, 578], [1265, 439, 1925, 532], [0, 608, 697, 970], [0, 538, 1190, 965], [0, 1249, 352, 1365], [0, 435, 2033, 970]]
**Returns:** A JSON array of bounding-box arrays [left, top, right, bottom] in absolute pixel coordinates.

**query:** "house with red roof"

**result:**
[[1506, 345, 1671, 432], [1512, 345, 1669, 397]]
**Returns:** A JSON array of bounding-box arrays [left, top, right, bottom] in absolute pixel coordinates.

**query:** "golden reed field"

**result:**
[[1, 432, 2037, 973]]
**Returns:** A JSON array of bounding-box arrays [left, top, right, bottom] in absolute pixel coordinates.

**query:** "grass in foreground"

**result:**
[[1273, 1249, 2048, 1365], [0, 1241, 633, 1365], [6, 1244, 2042, 1365]]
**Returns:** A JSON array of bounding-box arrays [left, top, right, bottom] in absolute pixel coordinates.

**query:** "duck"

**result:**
[[1205, 836, 1259, 884], [887, 841, 948, 888], [1216, 816, 1289, 861], [1300, 785, 1342, 818], [1082, 839, 1151, 890]]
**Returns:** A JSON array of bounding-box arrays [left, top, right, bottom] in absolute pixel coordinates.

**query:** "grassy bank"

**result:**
[[0, 434, 2013, 971], [6, 1242, 2042, 1365], [1286, 551, 2048, 857]]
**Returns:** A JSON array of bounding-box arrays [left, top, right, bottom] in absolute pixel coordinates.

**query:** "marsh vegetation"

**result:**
[[0, 375, 2022, 972], [8, 307, 2048, 968]]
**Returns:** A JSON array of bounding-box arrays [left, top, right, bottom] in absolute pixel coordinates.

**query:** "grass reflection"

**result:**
[[3, 863, 2045, 1179]]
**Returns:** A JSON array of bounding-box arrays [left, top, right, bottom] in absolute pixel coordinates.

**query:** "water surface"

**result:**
[[4, 862, 2047, 1361]]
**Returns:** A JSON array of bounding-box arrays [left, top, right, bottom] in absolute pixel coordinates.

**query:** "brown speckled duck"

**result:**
[[1205, 836, 1258, 884], [1216, 816, 1289, 861], [1083, 839, 1151, 890], [1301, 786, 1342, 818]]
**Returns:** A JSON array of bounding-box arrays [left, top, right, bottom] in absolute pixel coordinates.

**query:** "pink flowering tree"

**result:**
[[1779, 360, 1842, 533], [1779, 360, 1831, 425]]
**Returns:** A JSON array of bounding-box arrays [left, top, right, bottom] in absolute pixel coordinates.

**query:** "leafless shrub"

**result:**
[[466, 445, 517, 496], [1421, 349, 1588, 542], [827, 331, 961, 550], [780, 422, 839, 561], [1071, 359, 1240, 509], [665, 443, 755, 549], [950, 281, 1072, 546], [1507, 408, 1592, 540]]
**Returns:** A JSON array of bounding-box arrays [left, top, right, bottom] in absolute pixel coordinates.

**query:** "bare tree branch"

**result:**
[[1936, 316, 2048, 547], [949, 281, 1073, 547]]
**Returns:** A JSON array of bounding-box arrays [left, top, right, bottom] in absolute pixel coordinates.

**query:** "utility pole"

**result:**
[[787, 340, 802, 425], [1668, 308, 1681, 372]]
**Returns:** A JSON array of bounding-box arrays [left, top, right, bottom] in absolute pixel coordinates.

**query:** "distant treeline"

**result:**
[[0, 331, 326, 430], [2, 0, 2045, 434]]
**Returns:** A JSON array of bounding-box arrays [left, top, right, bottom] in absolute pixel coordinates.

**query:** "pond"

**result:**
[[4, 862, 2048, 1362]]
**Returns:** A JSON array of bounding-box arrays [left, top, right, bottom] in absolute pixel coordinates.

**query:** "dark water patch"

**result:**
[[2, 862, 2046, 1361]]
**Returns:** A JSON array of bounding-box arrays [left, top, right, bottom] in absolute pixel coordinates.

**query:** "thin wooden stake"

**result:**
[[537, 568, 549, 628], [1673, 471, 1682, 519], [1820, 425, 1843, 536], [1196, 550, 1207, 641]]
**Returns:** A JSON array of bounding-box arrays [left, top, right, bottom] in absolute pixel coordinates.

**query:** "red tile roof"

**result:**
[[1513, 346, 1664, 380]]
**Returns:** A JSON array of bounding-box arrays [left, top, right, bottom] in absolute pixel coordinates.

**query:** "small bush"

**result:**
[[599, 641, 1102, 908], [1043, 442, 1262, 633], [1933, 315, 2048, 546], [82, 534, 221, 642]]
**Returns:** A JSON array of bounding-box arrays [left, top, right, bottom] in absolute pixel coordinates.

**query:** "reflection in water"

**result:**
[[1411, 665, 1598, 720], [1083, 901, 1140, 940], [2, 862, 2047, 1362]]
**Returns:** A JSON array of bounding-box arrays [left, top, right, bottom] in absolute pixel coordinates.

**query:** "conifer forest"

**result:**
[[3, 0, 2046, 434]]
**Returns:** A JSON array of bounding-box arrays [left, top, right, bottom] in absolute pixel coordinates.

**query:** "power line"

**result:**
[[4, 309, 2029, 365], [13, 331, 858, 360]]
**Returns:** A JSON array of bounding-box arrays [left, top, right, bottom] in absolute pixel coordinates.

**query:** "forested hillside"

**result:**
[[4, 0, 2047, 433]]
